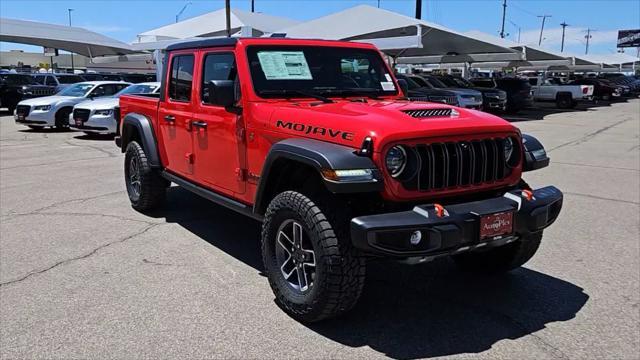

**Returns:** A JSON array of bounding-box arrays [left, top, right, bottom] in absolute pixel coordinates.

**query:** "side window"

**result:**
[[90, 85, 108, 97], [45, 76, 57, 86], [33, 76, 44, 84], [114, 84, 129, 93], [529, 78, 538, 86], [168, 54, 194, 102], [201, 53, 236, 105]]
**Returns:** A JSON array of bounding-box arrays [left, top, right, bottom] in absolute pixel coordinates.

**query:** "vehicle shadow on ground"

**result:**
[[73, 134, 116, 141], [153, 187, 588, 359], [503, 100, 626, 122]]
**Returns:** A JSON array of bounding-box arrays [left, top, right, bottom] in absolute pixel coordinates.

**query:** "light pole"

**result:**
[[68, 8, 74, 73], [560, 22, 569, 52], [500, 0, 507, 39], [537, 14, 552, 46]]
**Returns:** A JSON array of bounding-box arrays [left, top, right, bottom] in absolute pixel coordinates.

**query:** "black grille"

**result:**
[[31, 88, 55, 96], [403, 108, 453, 118], [408, 138, 509, 191], [73, 108, 90, 122], [409, 95, 458, 105], [16, 105, 30, 116]]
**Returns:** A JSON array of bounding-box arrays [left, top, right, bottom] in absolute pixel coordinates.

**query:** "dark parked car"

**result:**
[[471, 77, 533, 113], [32, 73, 84, 92], [437, 75, 507, 112], [569, 78, 624, 101], [0, 73, 56, 112], [395, 73, 459, 106], [79, 73, 104, 81]]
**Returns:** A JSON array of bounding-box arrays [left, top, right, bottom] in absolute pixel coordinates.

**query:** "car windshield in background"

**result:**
[[424, 77, 448, 88], [0, 74, 35, 85], [57, 75, 84, 84], [247, 45, 398, 99], [57, 83, 94, 97], [115, 84, 159, 97]]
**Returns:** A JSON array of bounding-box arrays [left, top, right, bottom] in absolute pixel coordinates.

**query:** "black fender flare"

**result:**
[[522, 134, 550, 171], [254, 138, 383, 214], [120, 113, 161, 168]]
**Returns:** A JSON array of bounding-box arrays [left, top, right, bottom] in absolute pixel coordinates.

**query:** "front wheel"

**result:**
[[124, 141, 168, 212], [55, 108, 71, 130], [452, 232, 542, 274], [261, 191, 365, 322]]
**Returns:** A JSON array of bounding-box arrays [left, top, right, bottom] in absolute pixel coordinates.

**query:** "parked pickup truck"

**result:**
[[527, 76, 594, 108], [117, 38, 563, 322]]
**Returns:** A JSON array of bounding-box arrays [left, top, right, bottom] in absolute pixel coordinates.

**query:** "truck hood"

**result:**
[[18, 95, 80, 106], [74, 97, 118, 110], [263, 99, 517, 150]]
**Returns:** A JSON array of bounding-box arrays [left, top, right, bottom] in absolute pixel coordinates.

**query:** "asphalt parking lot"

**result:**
[[1, 100, 639, 359]]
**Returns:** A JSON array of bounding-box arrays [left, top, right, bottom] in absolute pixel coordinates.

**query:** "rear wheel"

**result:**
[[556, 93, 575, 109], [452, 232, 542, 274], [261, 191, 365, 322], [124, 141, 168, 212]]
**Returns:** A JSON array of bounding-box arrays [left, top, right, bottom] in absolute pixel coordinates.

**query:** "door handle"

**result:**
[[192, 121, 207, 129], [163, 115, 175, 122]]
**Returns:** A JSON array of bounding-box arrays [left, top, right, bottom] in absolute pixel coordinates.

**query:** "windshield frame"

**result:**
[[245, 45, 399, 100]]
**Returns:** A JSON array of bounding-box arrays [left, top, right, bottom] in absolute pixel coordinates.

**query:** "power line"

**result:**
[[510, 2, 538, 17], [508, 20, 521, 43]]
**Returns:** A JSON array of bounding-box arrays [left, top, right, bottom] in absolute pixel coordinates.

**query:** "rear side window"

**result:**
[[201, 53, 236, 104], [168, 54, 194, 102], [45, 76, 57, 86]]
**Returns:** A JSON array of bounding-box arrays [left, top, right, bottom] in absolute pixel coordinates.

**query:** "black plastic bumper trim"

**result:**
[[350, 186, 563, 257]]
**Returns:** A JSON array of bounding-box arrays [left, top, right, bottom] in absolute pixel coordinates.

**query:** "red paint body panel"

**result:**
[[120, 38, 523, 205]]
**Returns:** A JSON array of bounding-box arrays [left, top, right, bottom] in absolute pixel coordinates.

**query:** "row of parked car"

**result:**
[[396, 72, 640, 114], [0, 72, 156, 112], [13, 81, 159, 135]]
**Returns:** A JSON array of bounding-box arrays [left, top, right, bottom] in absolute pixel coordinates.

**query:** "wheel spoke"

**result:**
[[302, 249, 316, 267], [280, 255, 295, 280], [277, 231, 294, 254], [296, 265, 307, 291]]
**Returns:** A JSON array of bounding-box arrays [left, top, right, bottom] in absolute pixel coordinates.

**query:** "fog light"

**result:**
[[410, 230, 422, 245]]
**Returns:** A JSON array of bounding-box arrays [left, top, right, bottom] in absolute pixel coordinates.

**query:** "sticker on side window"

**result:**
[[257, 51, 312, 80]]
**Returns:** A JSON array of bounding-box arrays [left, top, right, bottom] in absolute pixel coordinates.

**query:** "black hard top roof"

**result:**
[[166, 38, 238, 51]]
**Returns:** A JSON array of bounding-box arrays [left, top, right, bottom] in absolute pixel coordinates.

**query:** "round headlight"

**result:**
[[504, 137, 518, 167], [386, 145, 407, 177]]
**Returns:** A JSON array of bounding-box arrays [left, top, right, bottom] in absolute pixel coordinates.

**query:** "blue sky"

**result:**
[[1, 0, 639, 56]]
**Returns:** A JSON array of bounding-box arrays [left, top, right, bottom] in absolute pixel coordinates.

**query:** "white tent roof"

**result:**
[[581, 53, 640, 66], [274, 5, 522, 63], [137, 8, 299, 42], [0, 18, 135, 57]]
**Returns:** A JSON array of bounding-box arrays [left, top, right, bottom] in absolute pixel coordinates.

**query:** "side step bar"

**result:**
[[162, 171, 263, 222]]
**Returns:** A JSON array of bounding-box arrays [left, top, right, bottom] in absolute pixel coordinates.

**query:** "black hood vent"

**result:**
[[403, 108, 453, 118]]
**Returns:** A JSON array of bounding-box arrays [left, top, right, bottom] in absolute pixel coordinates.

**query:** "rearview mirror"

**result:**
[[204, 80, 236, 108], [396, 79, 409, 97]]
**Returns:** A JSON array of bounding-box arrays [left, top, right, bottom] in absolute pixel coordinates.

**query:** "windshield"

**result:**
[[57, 83, 94, 97], [0, 74, 35, 85], [410, 76, 432, 88], [452, 77, 472, 87], [424, 76, 448, 88], [438, 76, 460, 87], [247, 45, 398, 99], [114, 84, 159, 97], [57, 75, 84, 84]]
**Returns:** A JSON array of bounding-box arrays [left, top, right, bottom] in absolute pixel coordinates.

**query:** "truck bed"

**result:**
[[119, 94, 160, 132]]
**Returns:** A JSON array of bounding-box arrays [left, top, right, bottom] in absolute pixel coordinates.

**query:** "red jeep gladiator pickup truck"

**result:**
[[116, 37, 563, 322]]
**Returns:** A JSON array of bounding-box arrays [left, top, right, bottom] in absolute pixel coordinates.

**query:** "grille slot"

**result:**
[[411, 138, 509, 191], [403, 108, 453, 118], [73, 108, 91, 122], [16, 105, 30, 116]]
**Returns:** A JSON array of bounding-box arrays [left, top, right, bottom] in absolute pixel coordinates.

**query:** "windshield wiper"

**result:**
[[259, 89, 334, 103]]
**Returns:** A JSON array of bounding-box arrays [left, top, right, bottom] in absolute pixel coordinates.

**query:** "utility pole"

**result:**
[[560, 21, 569, 52], [251, 0, 254, 12], [537, 14, 552, 46], [377, 0, 381, 8], [500, 0, 507, 38], [175, 2, 192, 23], [585, 28, 593, 54], [68, 8, 74, 73], [225, 0, 231, 37], [415, 0, 422, 19]]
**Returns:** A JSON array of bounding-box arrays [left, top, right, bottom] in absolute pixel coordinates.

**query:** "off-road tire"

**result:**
[[452, 232, 542, 274], [55, 108, 71, 130], [261, 191, 366, 322], [124, 141, 167, 212]]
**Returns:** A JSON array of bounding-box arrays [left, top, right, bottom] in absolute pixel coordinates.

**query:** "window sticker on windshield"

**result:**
[[384, 73, 392, 82], [381, 81, 396, 91], [257, 51, 312, 80]]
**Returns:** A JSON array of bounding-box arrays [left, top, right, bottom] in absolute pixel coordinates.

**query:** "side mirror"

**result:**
[[204, 80, 236, 107], [522, 134, 550, 171], [396, 79, 409, 97]]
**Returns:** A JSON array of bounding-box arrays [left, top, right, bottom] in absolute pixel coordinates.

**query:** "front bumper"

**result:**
[[14, 109, 55, 126], [350, 186, 563, 257], [483, 98, 507, 111], [68, 113, 116, 134]]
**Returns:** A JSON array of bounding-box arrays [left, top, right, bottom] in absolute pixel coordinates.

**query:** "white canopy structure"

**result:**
[[273, 5, 522, 64], [0, 18, 135, 57], [136, 8, 299, 43]]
